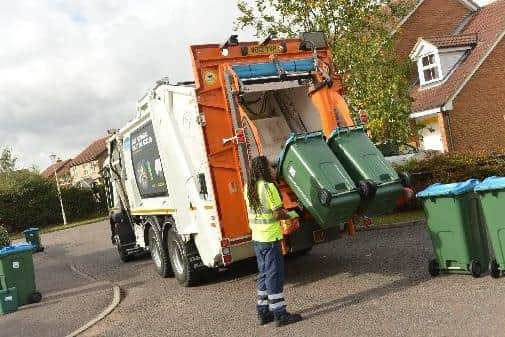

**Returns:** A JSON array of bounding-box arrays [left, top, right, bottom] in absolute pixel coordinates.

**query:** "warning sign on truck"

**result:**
[[131, 122, 168, 198]]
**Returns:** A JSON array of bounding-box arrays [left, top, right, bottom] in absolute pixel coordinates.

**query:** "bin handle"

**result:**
[[0, 275, 6, 290]]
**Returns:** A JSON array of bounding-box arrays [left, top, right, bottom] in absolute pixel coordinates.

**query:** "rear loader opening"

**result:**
[[239, 85, 322, 166]]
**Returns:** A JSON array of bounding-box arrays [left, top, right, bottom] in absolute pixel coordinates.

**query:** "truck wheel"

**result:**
[[167, 230, 203, 287], [116, 243, 134, 262], [148, 226, 172, 278], [114, 223, 135, 262]]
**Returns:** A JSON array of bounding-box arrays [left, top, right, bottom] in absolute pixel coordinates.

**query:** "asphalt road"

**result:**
[[7, 220, 505, 337]]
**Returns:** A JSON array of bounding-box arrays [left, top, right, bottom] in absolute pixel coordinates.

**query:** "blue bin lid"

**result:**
[[417, 179, 480, 198], [23, 228, 39, 233], [0, 243, 33, 258], [474, 176, 505, 192]]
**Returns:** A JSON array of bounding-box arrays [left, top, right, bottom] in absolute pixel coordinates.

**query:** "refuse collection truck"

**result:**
[[102, 32, 408, 286]]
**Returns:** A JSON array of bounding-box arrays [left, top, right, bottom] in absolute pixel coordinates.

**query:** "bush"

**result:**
[[0, 225, 10, 248], [395, 152, 505, 193], [0, 170, 107, 233]]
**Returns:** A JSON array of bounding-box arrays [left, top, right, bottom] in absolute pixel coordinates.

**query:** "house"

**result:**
[[396, 0, 505, 152], [69, 136, 108, 188], [41, 159, 73, 186]]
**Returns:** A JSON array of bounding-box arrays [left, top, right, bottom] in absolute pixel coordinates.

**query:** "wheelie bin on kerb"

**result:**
[[277, 132, 361, 228], [474, 177, 505, 278], [0, 243, 42, 305], [417, 180, 489, 277], [23, 228, 44, 253], [327, 126, 404, 216]]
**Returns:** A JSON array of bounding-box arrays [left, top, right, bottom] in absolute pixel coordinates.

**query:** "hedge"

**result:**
[[0, 170, 107, 233], [395, 152, 505, 193]]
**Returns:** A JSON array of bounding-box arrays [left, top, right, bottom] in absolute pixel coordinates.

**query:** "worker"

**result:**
[[244, 155, 303, 327]]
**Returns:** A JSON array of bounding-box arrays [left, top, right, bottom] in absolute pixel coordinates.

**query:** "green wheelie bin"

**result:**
[[0, 243, 42, 306], [327, 126, 404, 216], [474, 176, 505, 278], [277, 132, 361, 228], [23, 228, 44, 253], [417, 180, 489, 277]]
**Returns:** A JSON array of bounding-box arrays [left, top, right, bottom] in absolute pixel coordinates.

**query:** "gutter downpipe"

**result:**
[[441, 104, 455, 152]]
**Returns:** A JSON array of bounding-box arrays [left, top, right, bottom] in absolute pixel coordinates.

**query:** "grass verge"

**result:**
[[372, 209, 425, 226], [12, 215, 108, 240]]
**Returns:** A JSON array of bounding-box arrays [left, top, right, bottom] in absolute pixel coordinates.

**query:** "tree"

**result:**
[[236, 0, 416, 144], [0, 147, 17, 172]]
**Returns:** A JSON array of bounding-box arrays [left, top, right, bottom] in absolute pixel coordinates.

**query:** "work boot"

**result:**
[[258, 311, 274, 325], [274, 312, 303, 327]]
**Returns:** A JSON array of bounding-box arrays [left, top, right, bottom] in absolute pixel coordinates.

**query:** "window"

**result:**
[[419, 53, 442, 85]]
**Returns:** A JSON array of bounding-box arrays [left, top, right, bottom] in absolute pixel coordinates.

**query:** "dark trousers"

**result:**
[[254, 240, 286, 316]]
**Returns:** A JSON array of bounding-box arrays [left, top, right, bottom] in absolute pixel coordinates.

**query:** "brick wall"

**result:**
[[446, 38, 505, 152], [395, 0, 472, 61]]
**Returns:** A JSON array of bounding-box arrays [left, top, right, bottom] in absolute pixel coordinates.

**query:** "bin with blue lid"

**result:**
[[0, 243, 41, 305], [23, 228, 44, 253], [417, 179, 489, 277], [474, 176, 505, 278], [326, 126, 404, 216], [277, 132, 361, 228]]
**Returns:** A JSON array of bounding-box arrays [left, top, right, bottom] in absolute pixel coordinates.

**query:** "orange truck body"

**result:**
[[190, 38, 355, 245]]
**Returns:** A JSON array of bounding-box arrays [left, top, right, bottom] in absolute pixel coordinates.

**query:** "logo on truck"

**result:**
[[131, 122, 168, 198]]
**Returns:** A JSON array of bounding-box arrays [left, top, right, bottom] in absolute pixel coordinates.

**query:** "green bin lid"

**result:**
[[326, 125, 364, 144], [0, 243, 33, 258], [474, 176, 505, 192], [276, 131, 324, 178], [417, 179, 480, 198]]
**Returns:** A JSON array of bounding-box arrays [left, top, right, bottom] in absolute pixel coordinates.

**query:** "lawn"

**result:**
[[372, 209, 425, 226]]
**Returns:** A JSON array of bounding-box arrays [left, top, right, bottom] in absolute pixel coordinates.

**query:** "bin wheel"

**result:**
[[398, 172, 412, 187], [490, 259, 501, 278], [30, 292, 42, 304], [428, 259, 440, 277], [358, 180, 377, 200], [470, 259, 481, 278], [318, 189, 332, 207]]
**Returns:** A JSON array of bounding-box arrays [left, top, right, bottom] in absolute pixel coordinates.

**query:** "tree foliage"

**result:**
[[0, 169, 107, 233], [236, 0, 416, 144], [0, 147, 17, 172]]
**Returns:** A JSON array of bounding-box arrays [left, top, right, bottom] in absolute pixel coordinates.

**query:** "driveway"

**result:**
[[3, 220, 505, 337]]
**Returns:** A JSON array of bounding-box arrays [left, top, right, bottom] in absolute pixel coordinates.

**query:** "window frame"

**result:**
[[417, 52, 443, 86]]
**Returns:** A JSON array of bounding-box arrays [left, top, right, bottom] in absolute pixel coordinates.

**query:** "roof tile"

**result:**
[[70, 136, 108, 167]]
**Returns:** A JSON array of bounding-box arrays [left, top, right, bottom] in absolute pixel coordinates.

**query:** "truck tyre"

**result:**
[[148, 226, 172, 278], [167, 229, 203, 287]]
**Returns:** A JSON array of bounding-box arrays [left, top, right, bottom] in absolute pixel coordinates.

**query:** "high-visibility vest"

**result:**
[[244, 180, 283, 242]]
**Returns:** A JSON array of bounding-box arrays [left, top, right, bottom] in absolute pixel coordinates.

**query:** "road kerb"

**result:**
[[64, 264, 122, 337]]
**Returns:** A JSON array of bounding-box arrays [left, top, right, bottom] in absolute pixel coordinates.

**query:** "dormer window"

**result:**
[[410, 34, 478, 88], [418, 52, 443, 86], [421, 54, 440, 83]]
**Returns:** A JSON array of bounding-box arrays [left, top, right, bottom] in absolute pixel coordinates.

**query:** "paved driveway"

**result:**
[[5, 220, 505, 337]]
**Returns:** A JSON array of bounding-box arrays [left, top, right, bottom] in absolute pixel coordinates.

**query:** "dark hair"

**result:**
[[247, 156, 273, 213]]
